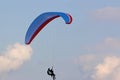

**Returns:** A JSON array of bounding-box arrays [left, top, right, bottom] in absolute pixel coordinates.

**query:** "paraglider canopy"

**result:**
[[25, 12, 72, 44]]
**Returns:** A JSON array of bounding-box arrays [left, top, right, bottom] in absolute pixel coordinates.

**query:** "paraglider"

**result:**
[[25, 12, 72, 80], [47, 67, 56, 80], [25, 12, 72, 45]]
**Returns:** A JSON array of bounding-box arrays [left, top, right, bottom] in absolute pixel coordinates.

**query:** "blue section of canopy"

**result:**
[[25, 12, 72, 44]]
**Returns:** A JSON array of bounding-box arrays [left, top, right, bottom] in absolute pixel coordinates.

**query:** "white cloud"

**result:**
[[74, 37, 120, 80], [91, 7, 120, 22], [92, 56, 120, 80], [0, 43, 32, 73]]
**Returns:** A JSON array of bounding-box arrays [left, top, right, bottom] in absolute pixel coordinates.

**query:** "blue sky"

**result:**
[[0, 0, 120, 80]]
